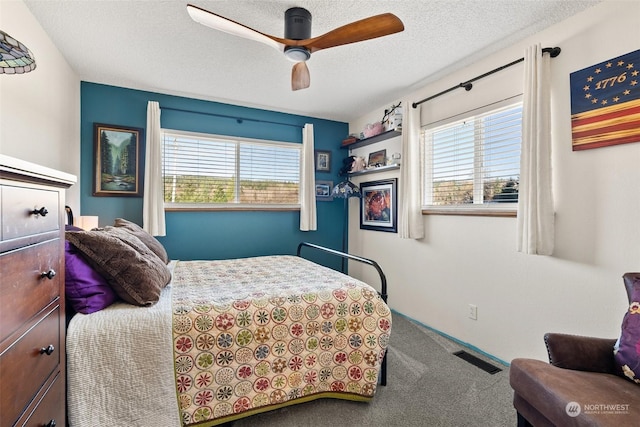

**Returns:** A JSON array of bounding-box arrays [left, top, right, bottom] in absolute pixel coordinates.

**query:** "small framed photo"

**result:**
[[360, 178, 397, 233], [368, 149, 387, 168], [315, 150, 332, 173], [93, 123, 144, 197], [315, 180, 333, 201]]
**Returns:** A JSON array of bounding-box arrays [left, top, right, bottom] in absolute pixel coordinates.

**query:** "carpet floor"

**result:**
[[233, 312, 516, 427]]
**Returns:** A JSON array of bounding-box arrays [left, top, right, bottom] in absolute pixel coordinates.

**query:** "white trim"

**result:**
[[422, 94, 523, 130]]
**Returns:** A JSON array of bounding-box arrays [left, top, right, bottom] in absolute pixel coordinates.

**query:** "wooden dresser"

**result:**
[[0, 155, 76, 427]]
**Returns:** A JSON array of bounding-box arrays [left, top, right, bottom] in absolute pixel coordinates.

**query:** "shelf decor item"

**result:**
[[382, 101, 402, 131], [362, 122, 384, 138], [341, 135, 358, 147], [93, 123, 144, 197], [367, 149, 387, 168], [360, 178, 397, 233]]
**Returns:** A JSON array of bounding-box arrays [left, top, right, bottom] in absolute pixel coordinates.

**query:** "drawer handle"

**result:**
[[40, 345, 55, 356], [41, 269, 57, 280], [45, 420, 57, 427], [31, 206, 49, 217]]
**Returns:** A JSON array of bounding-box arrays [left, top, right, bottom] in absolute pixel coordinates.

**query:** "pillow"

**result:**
[[65, 227, 171, 307], [65, 239, 119, 314], [64, 224, 118, 314], [113, 218, 169, 264], [614, 276, 640, 383]]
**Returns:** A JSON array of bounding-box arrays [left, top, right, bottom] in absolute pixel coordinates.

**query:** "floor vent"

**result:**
[[453, 350, 502, 374]]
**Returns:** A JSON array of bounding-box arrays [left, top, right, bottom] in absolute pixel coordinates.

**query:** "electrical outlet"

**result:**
[[468, 304, 478, 320]]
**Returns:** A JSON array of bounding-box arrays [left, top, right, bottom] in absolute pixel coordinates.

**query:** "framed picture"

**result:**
[[315, 180, 333, 201], [315, 150, 331, 173], [368, 149, 387, 167], [360, 178, 397, 233], [93, 123, 144, 197], [570, 48, 640, 150]]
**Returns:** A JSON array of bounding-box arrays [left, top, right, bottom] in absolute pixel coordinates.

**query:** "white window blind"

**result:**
[[423, 102, 522, 210], [162, 130, 301, 208]]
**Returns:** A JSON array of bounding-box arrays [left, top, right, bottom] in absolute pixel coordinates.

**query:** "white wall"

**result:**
[[348, 0, 640, 363], [0, 0, 80, 208]]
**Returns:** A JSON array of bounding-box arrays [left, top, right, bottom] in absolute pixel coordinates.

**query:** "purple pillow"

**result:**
[[65, 238, 118, 314], [614, 276, 640, 383]]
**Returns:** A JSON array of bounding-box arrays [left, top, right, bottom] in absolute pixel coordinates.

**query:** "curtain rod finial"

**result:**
[[543, 46, 561, 57]]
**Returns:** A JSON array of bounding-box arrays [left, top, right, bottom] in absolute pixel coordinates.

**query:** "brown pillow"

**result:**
[[113, 218, 169, 264], [65, 227, 171, 306]]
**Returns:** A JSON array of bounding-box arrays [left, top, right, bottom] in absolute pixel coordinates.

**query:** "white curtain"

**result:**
[[299, 123, 317, 231], [517, 44, 554, 255], [143, 101, 166, 236], [399, 101, 425, 239]]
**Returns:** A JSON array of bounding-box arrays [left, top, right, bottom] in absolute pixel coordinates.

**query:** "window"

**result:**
[[422, 101, 522, 214], [162, 130, 301, 209]]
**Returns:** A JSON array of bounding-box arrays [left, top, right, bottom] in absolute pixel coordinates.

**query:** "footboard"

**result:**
[[296, 242, 389, 385]]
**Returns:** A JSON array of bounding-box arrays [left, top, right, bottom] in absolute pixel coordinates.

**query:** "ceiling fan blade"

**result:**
[[299, 13, 404, 53], [187, 4, 285, 52], [292, 62, 310, 91]]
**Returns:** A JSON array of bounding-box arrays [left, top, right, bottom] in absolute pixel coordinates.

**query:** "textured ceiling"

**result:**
[[24, 0, 600, 122]]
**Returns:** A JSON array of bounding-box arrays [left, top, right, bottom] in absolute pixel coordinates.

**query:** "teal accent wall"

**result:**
[[80, 82, 348, 268]]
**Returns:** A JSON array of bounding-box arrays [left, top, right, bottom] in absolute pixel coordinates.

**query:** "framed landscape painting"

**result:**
[[93, 123, 144, 197]]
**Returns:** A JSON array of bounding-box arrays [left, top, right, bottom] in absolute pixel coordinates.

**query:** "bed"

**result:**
[[64, 220, 391, 427]]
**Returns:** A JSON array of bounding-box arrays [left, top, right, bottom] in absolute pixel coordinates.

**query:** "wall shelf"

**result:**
[[349, 164, 400, 176], [341, 130, 401, 150]]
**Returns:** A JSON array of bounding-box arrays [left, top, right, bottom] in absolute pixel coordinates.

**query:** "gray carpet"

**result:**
[[233, 312, 516, 427]]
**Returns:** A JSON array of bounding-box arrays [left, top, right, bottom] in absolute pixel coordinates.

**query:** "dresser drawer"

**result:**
[[16, 371, 65, 427], [0, 240, 61, 342], [1, 184, 59, 242], [0, 306, 61, 426]]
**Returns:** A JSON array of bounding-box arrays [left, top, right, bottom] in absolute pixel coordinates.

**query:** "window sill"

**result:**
[[165, 203, 300, 212], [422, 206, 516, 217]]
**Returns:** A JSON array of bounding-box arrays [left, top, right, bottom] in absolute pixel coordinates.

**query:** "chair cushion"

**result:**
[[510, 358, 640, 426], [614, 274, 640, 383]]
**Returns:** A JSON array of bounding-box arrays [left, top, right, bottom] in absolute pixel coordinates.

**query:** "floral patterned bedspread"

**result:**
[[171, 255, 391, 426]]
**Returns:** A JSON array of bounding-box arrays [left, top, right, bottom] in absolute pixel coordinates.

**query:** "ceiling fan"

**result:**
[[186, 4, 404, 91]]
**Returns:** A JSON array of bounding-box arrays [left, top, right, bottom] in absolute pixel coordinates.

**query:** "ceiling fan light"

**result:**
[[284, 46, 310, 62]]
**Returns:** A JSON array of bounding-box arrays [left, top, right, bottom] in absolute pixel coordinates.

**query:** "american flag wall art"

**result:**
[[570, 49, 640, 151]]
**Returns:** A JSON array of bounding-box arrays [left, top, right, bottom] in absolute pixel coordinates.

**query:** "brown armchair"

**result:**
[[509, 273, 640, 426]]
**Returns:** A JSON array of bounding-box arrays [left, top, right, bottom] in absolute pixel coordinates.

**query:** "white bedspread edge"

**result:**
[[66, 261, 180, 427]]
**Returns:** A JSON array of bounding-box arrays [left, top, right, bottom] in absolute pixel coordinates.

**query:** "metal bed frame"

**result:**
[[296, 242, 388, 386]]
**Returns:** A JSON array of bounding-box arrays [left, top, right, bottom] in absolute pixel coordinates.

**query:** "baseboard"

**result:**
[[391, 309, 510, 367]]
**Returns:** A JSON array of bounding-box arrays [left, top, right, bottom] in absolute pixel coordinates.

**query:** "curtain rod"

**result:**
[[412, 47, 561, 109], [160, 106, 304, 129]]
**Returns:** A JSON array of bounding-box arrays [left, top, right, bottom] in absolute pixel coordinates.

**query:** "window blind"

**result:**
[[162, 130, 301, 207], [423, 103, 522, 207]]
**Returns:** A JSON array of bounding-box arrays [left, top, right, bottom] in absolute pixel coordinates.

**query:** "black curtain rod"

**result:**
[[412, 47, 561, 108], [160, 106, 304, 129]]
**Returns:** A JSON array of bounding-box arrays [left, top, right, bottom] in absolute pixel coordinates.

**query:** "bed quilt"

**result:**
[[171, 256, 391, 426]]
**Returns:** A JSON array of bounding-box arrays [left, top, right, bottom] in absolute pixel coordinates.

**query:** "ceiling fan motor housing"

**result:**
[[284, 7, 311, 40]]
